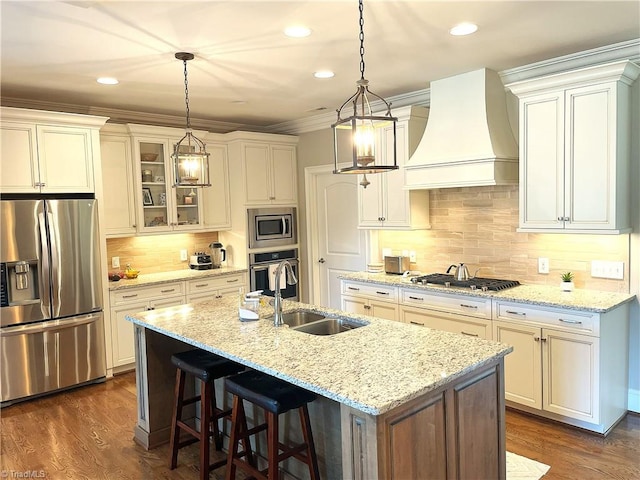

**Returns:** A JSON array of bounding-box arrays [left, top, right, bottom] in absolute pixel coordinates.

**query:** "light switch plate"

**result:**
[[111, 256, 120, 269], [180, 249, 188, 262], [538, 257, 549, 274], [409, 251, 416, 263]]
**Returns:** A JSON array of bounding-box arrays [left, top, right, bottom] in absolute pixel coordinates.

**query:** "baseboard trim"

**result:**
[[629, 389, 640, 413]]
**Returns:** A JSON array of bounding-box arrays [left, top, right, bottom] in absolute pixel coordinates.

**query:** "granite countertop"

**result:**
[[340, 272, 635, 313], [109, 267, 247, 291], [125, 295, 512, 416]]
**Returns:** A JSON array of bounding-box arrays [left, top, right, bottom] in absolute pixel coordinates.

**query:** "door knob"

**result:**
[[318, 258, 326, 263]]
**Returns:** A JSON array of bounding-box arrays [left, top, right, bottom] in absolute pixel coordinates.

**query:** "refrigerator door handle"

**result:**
[[0, 312, 102, 337], [37, 211, 52, 315], [46, 211, 60, 316]]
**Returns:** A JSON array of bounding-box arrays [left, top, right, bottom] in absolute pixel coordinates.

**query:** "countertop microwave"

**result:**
[[248, 207, 297, 249]]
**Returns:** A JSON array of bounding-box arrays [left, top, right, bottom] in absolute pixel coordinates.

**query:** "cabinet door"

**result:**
[[133, 139, 173, 233], [519, 92, 564, 229], [357, 172, 384, 227], [110, 300, 149, 367], [542, 328, 599, 423], [0, 122, 39, 192], [369, 299, 399, 321], [341, 295, 369, 316], [100, 135, 137, 236], [493, 322, 542, 409], [243, 143, 272, 204], [564, 83, 616, 230], [270, 145, 297, 204], [379, 121, 411, 228], [201, 143, 231, 229], [37, 125, 94, 193]]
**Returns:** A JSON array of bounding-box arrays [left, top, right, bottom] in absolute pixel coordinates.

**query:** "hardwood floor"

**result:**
[[1, 372, 639, 479]]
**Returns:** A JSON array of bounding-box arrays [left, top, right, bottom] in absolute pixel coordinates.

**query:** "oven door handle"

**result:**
[[251, 265, 269, 272]]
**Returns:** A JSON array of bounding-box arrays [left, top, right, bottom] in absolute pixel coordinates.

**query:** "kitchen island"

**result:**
[[126, 295, 512, 479]]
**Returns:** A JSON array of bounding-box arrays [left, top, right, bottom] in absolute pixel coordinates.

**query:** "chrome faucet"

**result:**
[[273, 260, 297, 326]]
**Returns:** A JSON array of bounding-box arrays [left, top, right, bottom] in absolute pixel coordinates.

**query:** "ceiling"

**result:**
[[1, 1, 639, 131]]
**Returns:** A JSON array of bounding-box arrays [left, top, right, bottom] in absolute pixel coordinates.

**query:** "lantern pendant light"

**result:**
[[172, 52, 211, 188], [332, 0, 398, 188]]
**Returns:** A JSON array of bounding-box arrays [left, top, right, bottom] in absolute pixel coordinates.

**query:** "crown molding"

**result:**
[[0, 96, 255, 134]]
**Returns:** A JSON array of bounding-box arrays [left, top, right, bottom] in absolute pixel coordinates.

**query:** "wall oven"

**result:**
[[248, 207, 297, 249], [249, 249, 298, 301]]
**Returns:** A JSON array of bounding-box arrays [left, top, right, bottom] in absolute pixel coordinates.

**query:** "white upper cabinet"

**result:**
[[226, 132, 298, 206], [358, 106, 430, 230], [0, 107, 107, 194], [100, 128, 137, 237], [508, 60, 640, 233]]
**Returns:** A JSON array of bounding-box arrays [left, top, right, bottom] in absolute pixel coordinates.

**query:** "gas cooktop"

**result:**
[[410, 273, 520, 291]]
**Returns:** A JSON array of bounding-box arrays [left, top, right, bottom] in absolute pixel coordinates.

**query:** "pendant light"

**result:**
[[332, 0, 398, 188], [172, 52, 211, 187]]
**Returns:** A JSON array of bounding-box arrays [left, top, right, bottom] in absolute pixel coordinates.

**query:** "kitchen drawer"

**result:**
[[400, 288, 492, 319], [400, 305, 492, 340], [341, 280, 398, 302], [110, 281, 184, 305], [493, 300, 599, 336], [187, 273, 244, 294]]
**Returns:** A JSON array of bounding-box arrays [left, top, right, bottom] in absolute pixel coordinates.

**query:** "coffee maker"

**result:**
[[209, 242, 226, 269]]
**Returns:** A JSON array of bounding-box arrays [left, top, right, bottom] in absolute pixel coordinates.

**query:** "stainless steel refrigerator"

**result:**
[[1, 197, 106, 406]]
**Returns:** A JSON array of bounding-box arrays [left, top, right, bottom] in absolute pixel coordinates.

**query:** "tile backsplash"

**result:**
[[106, 232, 219, 274], [378, 185, 630, 293]]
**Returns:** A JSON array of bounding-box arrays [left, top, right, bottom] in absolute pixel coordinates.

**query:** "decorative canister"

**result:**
[[142, 169, 153, 182]]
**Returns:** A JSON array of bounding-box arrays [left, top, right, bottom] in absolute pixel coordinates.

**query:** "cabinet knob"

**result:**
[[534, 336, 540, 342], [541, 337, 547, 342], [318, 258, 326, 264], [364, 304, 371, 310], [270, 196, 276, 200], [132, 224, 137, 228]]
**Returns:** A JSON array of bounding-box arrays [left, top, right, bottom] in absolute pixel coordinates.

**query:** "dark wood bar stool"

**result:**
[[224, 370, 321, 480], [169, 349, 244, 480]]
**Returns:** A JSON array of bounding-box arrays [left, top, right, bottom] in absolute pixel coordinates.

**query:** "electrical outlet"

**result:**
[[180, 249, 188, 262], [538, 257, 549, 274], [111, 256, 120, 269], [409, 251, 416, 263], [591, 260, 624, 279]]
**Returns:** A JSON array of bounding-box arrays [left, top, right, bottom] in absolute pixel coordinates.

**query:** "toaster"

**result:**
[[189, 253, 213, 270], [384, 255, 410, 274]]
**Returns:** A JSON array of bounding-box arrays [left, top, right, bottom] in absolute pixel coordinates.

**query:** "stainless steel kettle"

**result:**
[[447, 263, 471, 281], [209, 242, 226, 268]]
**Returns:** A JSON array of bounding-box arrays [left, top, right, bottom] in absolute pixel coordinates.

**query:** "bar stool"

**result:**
[[224, 370, 320, 480], [169, 349, 244, 480]]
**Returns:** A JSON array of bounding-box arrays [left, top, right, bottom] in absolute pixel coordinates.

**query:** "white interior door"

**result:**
[[306, 167, 367, 309]]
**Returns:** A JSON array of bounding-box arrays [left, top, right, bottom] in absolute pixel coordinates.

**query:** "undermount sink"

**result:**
[[279, 310, 326, 327], [292, 317, 367, 336]]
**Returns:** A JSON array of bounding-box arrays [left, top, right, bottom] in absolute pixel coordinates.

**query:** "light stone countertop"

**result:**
[[340, 272, 635, 313], [125, 295, 512, 416], [108, 267, 247, 291]]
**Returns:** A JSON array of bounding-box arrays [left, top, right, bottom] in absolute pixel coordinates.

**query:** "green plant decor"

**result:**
[[561, 272, 574, 282]]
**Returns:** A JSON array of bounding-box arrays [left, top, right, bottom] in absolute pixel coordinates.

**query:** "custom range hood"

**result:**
[[404, 68, 518, 189]]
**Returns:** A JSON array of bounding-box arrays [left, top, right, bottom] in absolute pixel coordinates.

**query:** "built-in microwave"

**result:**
[[247, 207, 297, 249]]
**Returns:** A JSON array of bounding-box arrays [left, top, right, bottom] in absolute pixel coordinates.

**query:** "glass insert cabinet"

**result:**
[[133, 137, 204, 233]]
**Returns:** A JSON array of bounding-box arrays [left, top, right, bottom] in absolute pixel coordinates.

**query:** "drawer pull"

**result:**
[[461, 331, 478, 337], [506, 310, 526, 316], [559, 318, 582, 325], [376, 291, 390, 296], [460, 304, 478, 309], [410, 321, 424, 326], [122, 294, 138, 299], [226, 278, 239, 283], [215, 294, 223, 299], [364, 305, 371, 310], [408, 296, 423, 301], [161, 289, 176, 293], [146, 306, 155, 311], [348, 286, 360, 291], [195, 283, 208, 288]]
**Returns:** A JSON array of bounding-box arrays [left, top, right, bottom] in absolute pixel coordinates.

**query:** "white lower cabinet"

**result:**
[[399, 288, 492, 339], [493, 300, 628, 434], [186, 273, 246, 304], [340, 280, 399, 321], [109, 281, 185, 369]]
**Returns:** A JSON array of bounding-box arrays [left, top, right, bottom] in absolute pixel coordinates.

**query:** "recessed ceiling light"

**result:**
[[449, 22, 478, 36], [314, 70, 334, 79], [284, 25, 311, 38], [97, 77, 119, 85]]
